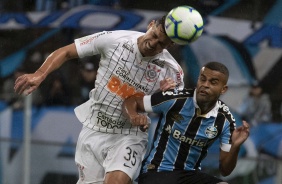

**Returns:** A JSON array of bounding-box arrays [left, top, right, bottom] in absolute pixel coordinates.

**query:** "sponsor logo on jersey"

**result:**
[[151, 59, 165, 68], [114, 67, 149, 92], [162, 90, 190, 96], [121, 58, 130, 62], [79, 32, 107, 46], [218, 101, 236, 122], [205, 126, 218, 139], [147, 164, 156, 170], [165, 125, 172, 134], [97, 111, 126, 129], [122, 43, 134, 53], [145, 64, 161, 82], [168, 112, 184, 123], [166, 125, 207, 147], [107, 75, 146, 99]]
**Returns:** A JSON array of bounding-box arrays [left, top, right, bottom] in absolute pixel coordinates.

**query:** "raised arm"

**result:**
[[14, 43, 78, 95], [219, 120, 250, 176]]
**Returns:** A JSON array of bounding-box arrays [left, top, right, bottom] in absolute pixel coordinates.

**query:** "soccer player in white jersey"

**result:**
[[14, 15, 184, 184]]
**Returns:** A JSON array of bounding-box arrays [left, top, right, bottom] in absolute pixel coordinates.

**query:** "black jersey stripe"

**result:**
[[142, 113, 164, 168], [217, 101, 236, 144], [150, 98, 187, 170], [193, 113, 226, 169], [174, 111, 200, 170]]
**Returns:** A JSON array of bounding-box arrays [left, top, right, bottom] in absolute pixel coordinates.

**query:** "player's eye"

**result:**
[[210, 80, 218, 85], [199, 76, 205, 82]]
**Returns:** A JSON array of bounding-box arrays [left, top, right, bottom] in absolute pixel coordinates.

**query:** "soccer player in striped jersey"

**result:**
[[122, 62, 250, 184], [14, 16, 184, 184]]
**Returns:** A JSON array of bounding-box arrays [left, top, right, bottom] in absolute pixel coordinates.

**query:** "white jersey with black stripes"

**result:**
[[74, 30, 184, 135]]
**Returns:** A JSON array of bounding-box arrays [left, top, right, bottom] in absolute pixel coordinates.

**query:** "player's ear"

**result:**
[[221, 85, 228, 95], [147, 20, 155, 30]]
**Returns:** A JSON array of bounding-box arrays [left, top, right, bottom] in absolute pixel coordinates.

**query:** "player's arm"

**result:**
[[14, 43, 78, 95], [219, 120, 250, 176], [159, 77, 177, 91], [122, 95, 148, 127]]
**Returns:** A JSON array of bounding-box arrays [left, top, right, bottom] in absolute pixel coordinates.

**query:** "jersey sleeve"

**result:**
[[143, 95, 153, 112], [143, 89, 181, 114], [162, 50, 185, 89], [74, 31, 111, 58], [220, 119, 236, 152]]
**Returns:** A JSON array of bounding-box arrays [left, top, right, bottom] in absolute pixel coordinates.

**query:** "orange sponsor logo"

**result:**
[[107, 75, 144, 99]]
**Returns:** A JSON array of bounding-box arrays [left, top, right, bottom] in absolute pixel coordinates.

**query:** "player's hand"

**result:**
[[14, 71, 45, 96], [126, 113, 149, 132], [160, 78, 177, 91], [232, 120, 250, 146], [139, 124, 149, 132], [128, 113, 148, 127]]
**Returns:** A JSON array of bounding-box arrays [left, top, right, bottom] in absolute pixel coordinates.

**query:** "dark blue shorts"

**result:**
[[138, 170, 224, 184]]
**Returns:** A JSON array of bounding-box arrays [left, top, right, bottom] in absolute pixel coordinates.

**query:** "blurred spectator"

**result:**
[[67, 0, 86, 8], [79, 58, 98, 103], [35, 0, 57, 11], [0, 0, 24, 12], [280, 102, 282, 121], [2, 67, 43, 110], [87, 0, 121, 9], [43, 72, 71, 106], [236, 83, 272, 127]]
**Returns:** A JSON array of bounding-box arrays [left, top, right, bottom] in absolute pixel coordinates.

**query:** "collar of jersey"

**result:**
[[193, 89, 219, 118]]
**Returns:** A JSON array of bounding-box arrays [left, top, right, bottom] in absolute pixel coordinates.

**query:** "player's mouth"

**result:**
[[199, 89, 208, 96], [145, 42, 154, 50]]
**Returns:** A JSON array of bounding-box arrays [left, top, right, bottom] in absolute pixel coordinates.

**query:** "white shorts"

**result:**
[[75, 126, 148, 184]]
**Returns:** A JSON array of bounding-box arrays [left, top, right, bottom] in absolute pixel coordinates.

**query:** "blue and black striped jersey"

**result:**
[[142, 88, 236, 173]]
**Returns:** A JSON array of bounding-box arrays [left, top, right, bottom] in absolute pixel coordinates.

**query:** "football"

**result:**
[[165, 6, 204, 45]]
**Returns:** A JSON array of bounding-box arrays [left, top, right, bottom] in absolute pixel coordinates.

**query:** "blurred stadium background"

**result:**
[[0, 0, 282, 184]]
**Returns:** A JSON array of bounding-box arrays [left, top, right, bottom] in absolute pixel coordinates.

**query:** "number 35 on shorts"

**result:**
[[123, 146, 138, 168]]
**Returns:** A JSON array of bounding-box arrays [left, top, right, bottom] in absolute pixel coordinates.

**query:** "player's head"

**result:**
[[137, 15, 174, 57], [196, 61, 229, 106]]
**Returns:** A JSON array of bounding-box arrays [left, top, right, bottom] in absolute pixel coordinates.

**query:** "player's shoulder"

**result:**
[[161, 49, 177, 62], [108, 30, 144, 39], [217, 100, 236, 123]]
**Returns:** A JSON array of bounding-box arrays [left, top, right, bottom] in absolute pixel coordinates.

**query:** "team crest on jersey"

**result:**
[[145, 64, 161, 82], [147, 164, 156, 170], [205, 126, 218, 139]]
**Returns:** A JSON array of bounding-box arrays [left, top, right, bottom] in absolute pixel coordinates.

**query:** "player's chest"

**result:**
[[166, 112, 221, 142], [104, 50, 168, 92]]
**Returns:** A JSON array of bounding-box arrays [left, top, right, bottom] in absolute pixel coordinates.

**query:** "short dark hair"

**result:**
[[204, 61, 229, 79], [155, 15, 167, 35]]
